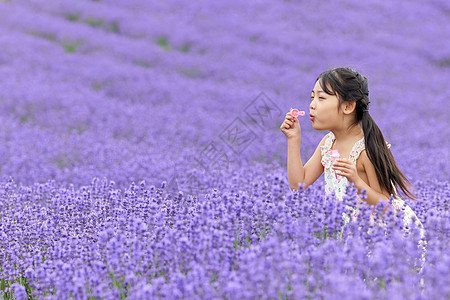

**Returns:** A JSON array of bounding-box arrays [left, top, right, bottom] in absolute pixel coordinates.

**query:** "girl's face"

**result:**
[[309, 80, 342, 131]]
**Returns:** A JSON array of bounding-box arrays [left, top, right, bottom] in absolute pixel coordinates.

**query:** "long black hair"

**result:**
[[317, 67, 416, 200]]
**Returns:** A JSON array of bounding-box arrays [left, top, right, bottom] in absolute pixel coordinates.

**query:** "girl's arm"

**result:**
[[333, 150, 390, 205], [287, 136, 325, 191]]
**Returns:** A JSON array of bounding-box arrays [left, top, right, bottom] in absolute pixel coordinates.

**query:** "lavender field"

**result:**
[[0, 0, 449, 299]]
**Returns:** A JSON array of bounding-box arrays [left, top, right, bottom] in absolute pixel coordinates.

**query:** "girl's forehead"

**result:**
[[312, 79, 328, 92], [312, 80, 322, 90]]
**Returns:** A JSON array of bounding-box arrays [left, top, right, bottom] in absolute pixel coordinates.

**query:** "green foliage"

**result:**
[[438, 59, 450, 67], [178, 43, 191, 53], [249, 35, 259, 43], [108, 22, 120, 33], [109, 272, 128, 299], [65, 14, 119, 33], [86, 18, 104, 28], [29, 32, 57, 42], [133, 60, 153, 69], [62, 41, 82, 53], [157, 37, 171, 51], [0, 277, 33, 300], [66, 14, 80, 22], [314, 225, 342, 244], [91, 81, 103, 91], [177, 66, 202, 79], [20, 115, 29, 123]]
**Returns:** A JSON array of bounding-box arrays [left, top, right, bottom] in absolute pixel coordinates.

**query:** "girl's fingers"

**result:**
[[285, 114, 295, 120], [333, 167, 346, 173], [332, 162, 346, 169], [334, 167, 349, 175], [332, 164, 350, 173], [333, 159, 354, 168], [335, 170, 345, 175]]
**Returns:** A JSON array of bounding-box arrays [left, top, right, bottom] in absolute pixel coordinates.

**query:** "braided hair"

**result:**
[[316, 67, 416, 200]]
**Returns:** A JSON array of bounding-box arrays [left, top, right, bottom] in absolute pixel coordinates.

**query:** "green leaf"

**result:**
[[66, 14, 80, 22], [62, 41, 82, 53], [157, 37, 171, 51]]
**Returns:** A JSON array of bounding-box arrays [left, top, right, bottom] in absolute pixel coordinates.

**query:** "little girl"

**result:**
[[280, 67, 424, 235]]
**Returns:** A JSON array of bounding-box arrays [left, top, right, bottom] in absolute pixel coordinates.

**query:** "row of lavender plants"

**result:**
[[0, 0, 448, 187], [0, 175, 448, 299]]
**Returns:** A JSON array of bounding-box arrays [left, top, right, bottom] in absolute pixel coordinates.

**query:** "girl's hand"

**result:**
[[280, 113, 301, 140], [332, 158, 361, 185]]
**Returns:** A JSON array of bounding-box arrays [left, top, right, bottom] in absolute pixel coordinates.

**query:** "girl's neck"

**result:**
[[331, 124, 364, 142]]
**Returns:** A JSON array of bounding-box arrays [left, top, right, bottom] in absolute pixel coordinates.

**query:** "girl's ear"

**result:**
[[341, 101, 356, 115]]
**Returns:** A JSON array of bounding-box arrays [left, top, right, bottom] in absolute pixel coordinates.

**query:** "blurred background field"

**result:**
[[0, 0, 449, 299]]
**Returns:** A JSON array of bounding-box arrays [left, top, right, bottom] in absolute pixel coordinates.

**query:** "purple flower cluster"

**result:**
[[0, 0, 448, 187], [0, 0, 448, 299]]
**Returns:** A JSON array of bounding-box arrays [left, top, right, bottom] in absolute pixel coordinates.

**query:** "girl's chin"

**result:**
[[311, 123, 326, 131]]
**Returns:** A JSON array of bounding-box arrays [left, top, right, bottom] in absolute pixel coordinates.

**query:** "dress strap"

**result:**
[[349, 137, 365, 162], [320, 132, 335, 167], [349, 139, 392, 162], [323, 132, 334, 151]]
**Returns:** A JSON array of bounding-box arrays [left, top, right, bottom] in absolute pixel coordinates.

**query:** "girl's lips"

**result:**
[[309, 114, 315, 121]]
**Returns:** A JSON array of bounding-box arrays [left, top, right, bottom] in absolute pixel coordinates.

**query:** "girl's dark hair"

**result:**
[[317, 67, 416, 200]]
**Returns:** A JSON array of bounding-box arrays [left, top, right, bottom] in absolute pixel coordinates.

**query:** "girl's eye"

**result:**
[[319, 97, 325, 100]]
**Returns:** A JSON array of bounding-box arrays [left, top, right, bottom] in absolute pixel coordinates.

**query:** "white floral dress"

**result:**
[[320, 132, 425, 239]]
